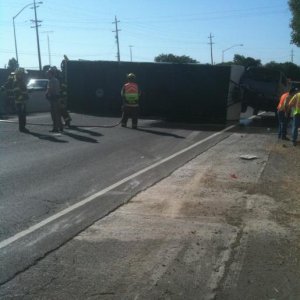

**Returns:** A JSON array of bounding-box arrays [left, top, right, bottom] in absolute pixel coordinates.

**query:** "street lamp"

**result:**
[[222, 44, 243, 63], [12, 1, 42, 68]]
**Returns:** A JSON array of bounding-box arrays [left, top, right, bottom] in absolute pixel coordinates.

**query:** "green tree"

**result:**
[[289, 0, 300, 46], [233, 54, 262, 68], [264, 61, 300, 80], [7, 58, 18, 71], [154, 53, 199, 64]]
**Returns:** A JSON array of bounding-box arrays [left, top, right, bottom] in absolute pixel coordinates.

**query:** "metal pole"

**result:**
[[33, 0, 42, 70], [13, 17, 19, 66], [112, 16, 121, 62], [208, 33, 214, 65], [129, 45, 133, 62], [12, 2, 34, 67], [47, 34, 51, 65], [41, 31, 53, 66], [222, 44, 243, 63]]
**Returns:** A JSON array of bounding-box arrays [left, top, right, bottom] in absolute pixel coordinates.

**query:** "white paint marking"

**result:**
[[0, 124, 236, 250]]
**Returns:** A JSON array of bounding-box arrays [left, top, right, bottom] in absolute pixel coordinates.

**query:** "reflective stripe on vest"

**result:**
[[124, 82, 139, 104], [13, 85, 28, 103], [290, 93, 300, 116]]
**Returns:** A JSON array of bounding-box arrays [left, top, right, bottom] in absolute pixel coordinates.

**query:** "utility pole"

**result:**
[[31, 0, 42, 70], [42, 31, 53, 65], [291, 49, 294, 63], [208, 33, 214, 65], [129, 45, 133, 62], [112, 16, 121, 62]]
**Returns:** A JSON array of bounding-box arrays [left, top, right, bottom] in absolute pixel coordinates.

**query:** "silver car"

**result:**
[[27, 79, 50, 113]]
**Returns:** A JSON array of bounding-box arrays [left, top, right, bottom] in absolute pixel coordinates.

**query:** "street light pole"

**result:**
[[222, 44, 243, 63], [13, 17, 19, 66], [13, 1, 43, 69], [13, 2, 33, 67]]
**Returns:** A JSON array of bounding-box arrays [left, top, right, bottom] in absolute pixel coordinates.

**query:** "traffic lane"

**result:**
[[0, 113, 225, 241], [0, 115, 234, 284]]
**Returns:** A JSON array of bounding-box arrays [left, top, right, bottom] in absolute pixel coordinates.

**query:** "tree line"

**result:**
[[154, 53, 300, 81]]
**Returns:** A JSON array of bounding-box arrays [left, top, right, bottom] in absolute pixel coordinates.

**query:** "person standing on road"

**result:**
[[288, 89, 300, 146], [59, 55, 72, 128], [46, 68, 62, 133], [12, 68, 29, 133], [277, 88, 296, 140], [0, 72, 16, 115], [121, 73, 140, 129], [58, 74, 72, 128]]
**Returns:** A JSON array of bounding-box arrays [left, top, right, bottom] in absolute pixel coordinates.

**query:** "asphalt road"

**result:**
[[1, 111, 298, 299], [0, 112, 235, 284]]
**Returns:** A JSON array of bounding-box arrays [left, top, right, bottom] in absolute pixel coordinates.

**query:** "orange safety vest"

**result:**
[[277, 92, 290, 112], [123, 82, 139, 105]]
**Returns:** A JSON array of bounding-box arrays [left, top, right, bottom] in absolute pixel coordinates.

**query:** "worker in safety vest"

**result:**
[[121, 73, 140, 129], [0, 72, 16, 115], [46, 67, 62, 133], [13, 68, 29, 133], [59, 81, 72, 127], [59, 55, 72, 127], [277, 88, 297, 140], [288, 89, 300, 146]]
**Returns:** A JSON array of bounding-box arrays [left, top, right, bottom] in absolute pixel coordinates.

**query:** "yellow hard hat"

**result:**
[[15, 68, 27, 78], [127, 73, 136, 80]]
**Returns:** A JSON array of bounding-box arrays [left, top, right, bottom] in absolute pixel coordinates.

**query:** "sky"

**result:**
[[1, 0, 300, 70]]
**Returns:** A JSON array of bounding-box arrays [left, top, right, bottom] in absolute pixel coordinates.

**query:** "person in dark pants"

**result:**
[[46, 68, 62, 133], [288, 90, 300, 146], [277, 88, 297, 140], [12, 68, 29, 133], [0, 73, 16, 115], [121, 73, 140, 129], [59, 55, 72, 127]]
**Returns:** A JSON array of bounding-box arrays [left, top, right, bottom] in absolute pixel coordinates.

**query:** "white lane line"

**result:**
[[0, 123, 236, 250]]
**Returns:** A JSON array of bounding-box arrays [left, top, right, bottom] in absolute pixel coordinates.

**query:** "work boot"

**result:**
[[20, 127, 30, 133]]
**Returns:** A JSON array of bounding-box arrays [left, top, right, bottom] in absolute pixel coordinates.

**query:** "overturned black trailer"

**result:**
[[66, 60, 244, 124], [239, 67, 289, 115]]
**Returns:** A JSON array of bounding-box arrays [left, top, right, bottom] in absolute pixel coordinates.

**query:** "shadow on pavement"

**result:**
[[62, 131, 99, 143], [28, 131, 68, 143], [67, 126, 103, 137], [137, 127, 185, 139]]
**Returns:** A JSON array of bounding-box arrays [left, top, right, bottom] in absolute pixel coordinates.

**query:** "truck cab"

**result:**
[[240, 67, 288, 115]]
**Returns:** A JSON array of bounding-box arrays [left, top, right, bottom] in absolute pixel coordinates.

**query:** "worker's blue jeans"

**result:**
[[277, 111, 288, 139], [291, 114, 300, 144]]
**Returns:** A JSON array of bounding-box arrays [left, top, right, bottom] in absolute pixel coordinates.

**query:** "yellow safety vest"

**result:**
[[289, 93, 300, 116]]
